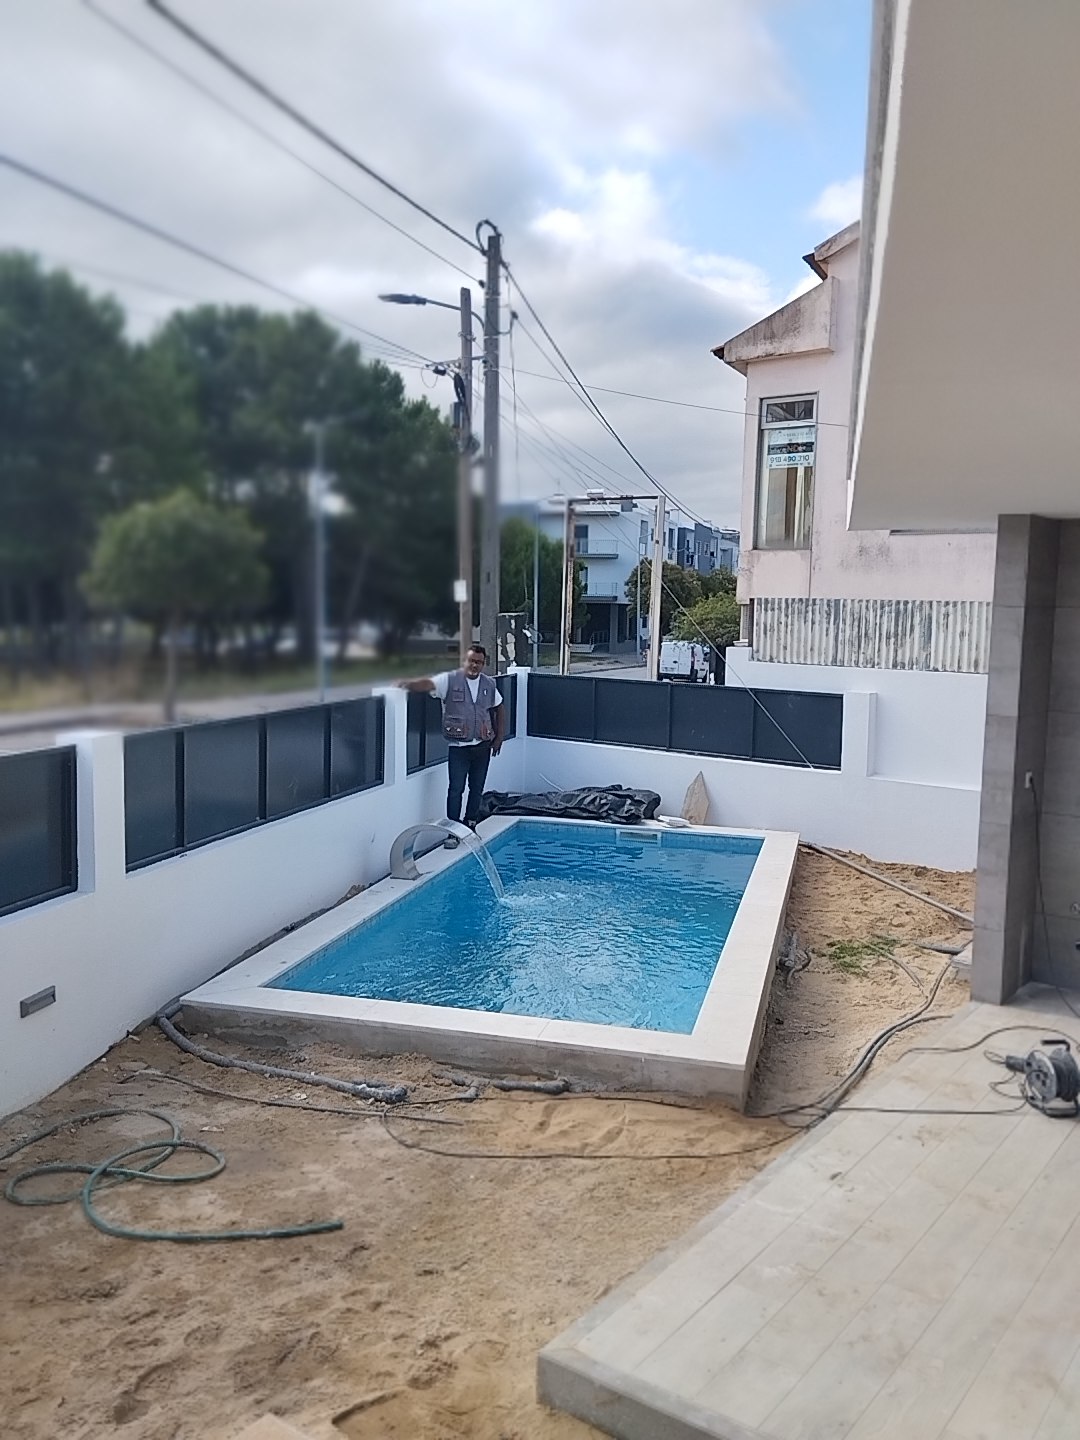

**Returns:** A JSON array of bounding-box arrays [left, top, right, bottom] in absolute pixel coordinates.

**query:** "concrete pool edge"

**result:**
[[179, 818, 799, 1107]]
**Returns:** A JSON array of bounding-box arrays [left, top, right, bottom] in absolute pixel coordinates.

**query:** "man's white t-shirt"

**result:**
[[432, 671, 503, 747]]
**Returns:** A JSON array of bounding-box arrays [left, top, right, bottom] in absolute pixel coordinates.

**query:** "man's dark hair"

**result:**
[[467, 644, 488, 658]]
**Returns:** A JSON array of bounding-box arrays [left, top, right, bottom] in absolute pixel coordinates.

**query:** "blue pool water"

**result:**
[[271, 822, 763, 1033]]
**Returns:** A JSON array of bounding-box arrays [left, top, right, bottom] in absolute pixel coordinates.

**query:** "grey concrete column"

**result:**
[[972, 515, 1059, 1002], [1031, 519, 1080, 988]]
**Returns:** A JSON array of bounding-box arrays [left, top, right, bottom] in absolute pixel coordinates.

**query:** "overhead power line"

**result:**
[[0, 150, 433, 363], [506, 364, 849, 427], [144, 0, 482, 256], [82, 0, 477, 284], [506, 284, 713, 528]]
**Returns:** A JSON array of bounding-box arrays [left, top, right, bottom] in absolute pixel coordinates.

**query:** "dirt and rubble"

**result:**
[[0, 848, 974, 1440]]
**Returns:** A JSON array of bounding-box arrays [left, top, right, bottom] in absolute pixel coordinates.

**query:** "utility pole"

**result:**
[[559, 497, 575, 675], [479, 223, 501, 670], [646, 493, 666, 682], [455, 287, 474, 666], [635, 543, 642, 663], [310, 420, 328, 702]]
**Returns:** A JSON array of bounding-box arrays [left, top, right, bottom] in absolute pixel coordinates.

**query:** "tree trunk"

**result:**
[[62, 576, 91, 699], [164, 614, 179, 723]]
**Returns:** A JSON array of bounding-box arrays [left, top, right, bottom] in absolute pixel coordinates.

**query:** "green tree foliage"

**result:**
[[331, 378, 456, 654], [499, 517, 584, 635], [151, 305, 456, 659], [0, 250, 490, 680], [0, 253, 189, 671], [624, 558, 737, 637], [84, 490, 268, 719], [671, 591, 741, 650]]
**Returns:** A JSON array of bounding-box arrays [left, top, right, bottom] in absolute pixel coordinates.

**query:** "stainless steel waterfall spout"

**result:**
[[389, 820, 473, 880]]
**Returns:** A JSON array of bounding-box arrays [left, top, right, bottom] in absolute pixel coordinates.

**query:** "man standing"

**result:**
[[397, 644, 505, 839]]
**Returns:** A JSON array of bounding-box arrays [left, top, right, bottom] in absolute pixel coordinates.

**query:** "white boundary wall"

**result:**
[[524, 669, 980, 871], [1, 667, 980, 1116], [725, 648, 988, 790], [0, 688, 525, 1117]]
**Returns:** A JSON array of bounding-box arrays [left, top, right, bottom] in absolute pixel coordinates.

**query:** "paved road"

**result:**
[[0, 661, 652, 752]]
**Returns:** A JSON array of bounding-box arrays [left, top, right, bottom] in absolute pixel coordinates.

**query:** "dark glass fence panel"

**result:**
[[184, 717, 263, 845], [526, 673, 841, 770], [265, 707, 328, 819], [527, 672, 597, 741], [330, 700, 383, 796], [751, 690, 843, 768], [124, 729, 181, 867], [594, 677, 670, 749], [669, 685, 754, 759], [0, 747, 77, 916], [124, 696, 385, 870]]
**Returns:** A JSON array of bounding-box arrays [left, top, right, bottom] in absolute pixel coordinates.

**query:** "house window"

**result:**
[[755, 394, 816, 549]]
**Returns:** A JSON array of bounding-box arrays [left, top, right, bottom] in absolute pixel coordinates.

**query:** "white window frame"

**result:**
[[755, 393, 817, 550]]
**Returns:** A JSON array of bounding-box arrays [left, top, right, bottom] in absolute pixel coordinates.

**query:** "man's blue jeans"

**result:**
[[447, 741, 493, 826]]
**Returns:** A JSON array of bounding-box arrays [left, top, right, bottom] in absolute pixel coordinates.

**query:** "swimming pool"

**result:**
[[181, 817, 798, 1106], [271, 823, 762, 1034]]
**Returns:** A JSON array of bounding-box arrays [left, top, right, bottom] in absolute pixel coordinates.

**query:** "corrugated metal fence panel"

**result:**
[[752, 598, 991, 673]]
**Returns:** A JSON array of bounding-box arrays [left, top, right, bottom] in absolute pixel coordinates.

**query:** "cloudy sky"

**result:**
[[0, 0, 869, 526]]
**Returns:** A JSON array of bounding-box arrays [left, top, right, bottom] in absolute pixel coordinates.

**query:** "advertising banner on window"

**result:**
[[766, 425, 815, 469]]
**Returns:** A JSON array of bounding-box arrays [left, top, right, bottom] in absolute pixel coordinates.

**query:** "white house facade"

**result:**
[[714, 222, 996, 673]]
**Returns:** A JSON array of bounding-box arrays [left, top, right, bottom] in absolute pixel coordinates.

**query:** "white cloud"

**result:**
[[809, 175, 864, 231], [0, 0, 807, 524]]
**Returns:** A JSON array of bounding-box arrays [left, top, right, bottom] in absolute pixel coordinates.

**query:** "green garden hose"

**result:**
[[1, 1107, 342, 1243]]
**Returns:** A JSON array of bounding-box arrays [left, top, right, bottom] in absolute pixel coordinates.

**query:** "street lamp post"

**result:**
[[306, 420, 329, 702], [380, 289, 485, 667]]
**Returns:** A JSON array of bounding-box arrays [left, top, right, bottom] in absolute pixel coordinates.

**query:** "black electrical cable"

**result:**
[[378, 1110, 792, 1164], [145, 0, 482, 256], [502, 364, 851, 426], [507, 287, 714, 528], [82, 0, 478, 283], [0, 151, 433, 364]]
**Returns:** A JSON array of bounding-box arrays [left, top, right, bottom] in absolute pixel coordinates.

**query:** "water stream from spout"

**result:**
[[431, 819, 506, 901]]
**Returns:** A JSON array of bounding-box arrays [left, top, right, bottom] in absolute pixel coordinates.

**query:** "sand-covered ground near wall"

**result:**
[[0, 848, 973, 1440]]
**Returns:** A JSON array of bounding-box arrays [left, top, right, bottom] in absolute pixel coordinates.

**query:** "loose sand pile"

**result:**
[[0, 848, 973, 1440]]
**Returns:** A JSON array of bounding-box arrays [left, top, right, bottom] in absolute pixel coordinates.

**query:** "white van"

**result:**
[[659, 640, 709, 683]]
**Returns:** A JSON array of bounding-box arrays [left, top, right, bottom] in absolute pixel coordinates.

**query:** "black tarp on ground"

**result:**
[[479, 784, 661, 825]]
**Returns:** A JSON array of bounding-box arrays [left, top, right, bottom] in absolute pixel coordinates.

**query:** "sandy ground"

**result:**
[[0, 849, 974, 1440]]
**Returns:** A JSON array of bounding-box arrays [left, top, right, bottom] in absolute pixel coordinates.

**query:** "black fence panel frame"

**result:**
[[124, 696, 385, 871], [0, 746, 78, 917], [526, 672, 842, 770]]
